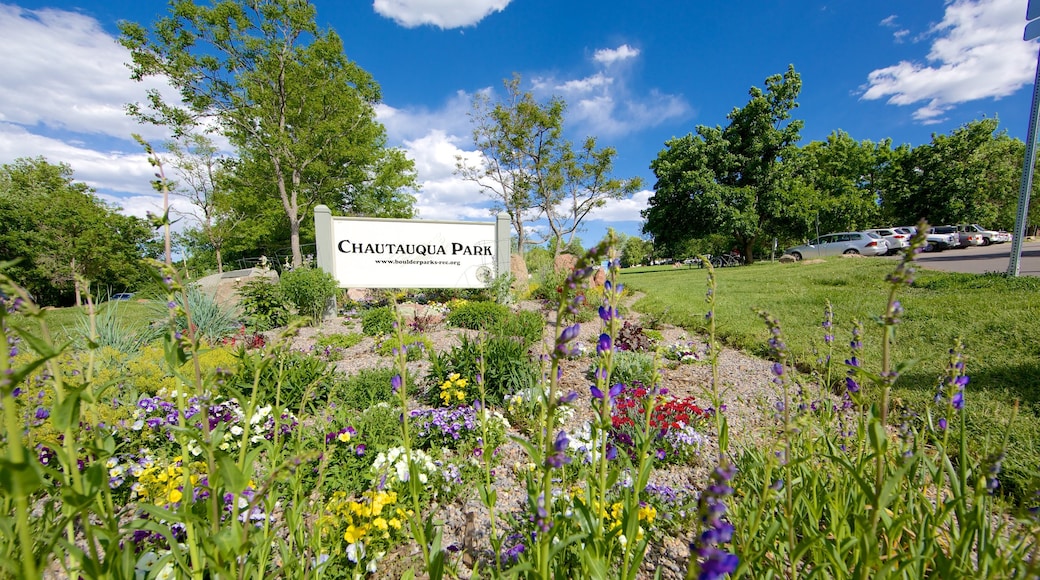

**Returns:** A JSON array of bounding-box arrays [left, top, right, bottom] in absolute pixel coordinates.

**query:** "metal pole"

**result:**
[[1008, 43, 1040, 276]]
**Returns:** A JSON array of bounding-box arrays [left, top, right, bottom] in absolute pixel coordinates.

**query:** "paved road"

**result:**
[[909, 240, 1040, 276]]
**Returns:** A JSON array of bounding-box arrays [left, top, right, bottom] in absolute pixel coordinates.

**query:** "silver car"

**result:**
[[786, 231, 889, 260]]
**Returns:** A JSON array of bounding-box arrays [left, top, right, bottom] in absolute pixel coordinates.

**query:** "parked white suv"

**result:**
[[865, 228, 911, 255]]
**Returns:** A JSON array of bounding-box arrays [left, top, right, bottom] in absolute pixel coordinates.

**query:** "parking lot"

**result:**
[[906, 239, 1040, 276]]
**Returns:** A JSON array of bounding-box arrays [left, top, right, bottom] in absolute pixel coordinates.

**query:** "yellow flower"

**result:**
[[455, 378, 468, 388], [338, 431, 352, 443], [168, 488, 183, 503], [456, 390, 465, 401], [638, 505, 657, 523], [372, 517, 388, 531], [343, 524, 367, 543], [448, 373, 461, 382], [389, 518, 402, 530]]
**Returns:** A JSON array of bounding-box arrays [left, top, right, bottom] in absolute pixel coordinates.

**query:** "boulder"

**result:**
[[194, 267, 279, 310], [592, 267, 606, 286], [509, 254, 529, 293], [346, 288, 371, 302], [778, 254, 797, 264], [554, 253, 578, 273]]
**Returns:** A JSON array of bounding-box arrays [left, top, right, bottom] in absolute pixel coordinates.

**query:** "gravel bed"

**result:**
[[287, 301, 783, 578]]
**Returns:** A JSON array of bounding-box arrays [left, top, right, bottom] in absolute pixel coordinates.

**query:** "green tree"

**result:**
[[457, 74, 565, 255], [643, 66, 803, 263], [120, 0, 417, 268], [883, 118, 1022, 228], [784, 131, 896, 241], [166, 132, 243, 274], [0, 158, 154, 305], [544, 137, 642, 257], [616, 234, 652, 268]]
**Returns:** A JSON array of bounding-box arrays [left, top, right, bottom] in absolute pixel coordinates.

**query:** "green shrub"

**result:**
[[237, 278, 290, 331], [279, 266, 338, 325], [446, 300, 510, 330], [426, 333, 538, 406], [589, 350, 657, 388], [493, 309, 545, 347], [335, 367, 404, 410], [315, 332, 364, 350], [527, 267, 567, 302], [233, 349, 334, 411], [375, 333, 432, 361], [361, 306, 396, 336]]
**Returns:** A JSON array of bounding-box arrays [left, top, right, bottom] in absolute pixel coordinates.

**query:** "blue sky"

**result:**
[[1, 0, 1038, 249]]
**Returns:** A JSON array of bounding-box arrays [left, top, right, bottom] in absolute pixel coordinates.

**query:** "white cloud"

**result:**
[[0, 123, 158, 195], [584, 190, 651, 223], [594, 44, 640, 65], [552, 73, 614, 95], [372, 0, 511, 29], [862, 0, 1036, 123], [0, 5, 175, 142]]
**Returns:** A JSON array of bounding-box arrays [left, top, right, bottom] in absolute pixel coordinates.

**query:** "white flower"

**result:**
[[230, 425, 244, 436]]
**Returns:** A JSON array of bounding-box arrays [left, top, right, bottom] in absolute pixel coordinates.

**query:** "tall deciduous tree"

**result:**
[[166, 133, 243, 274], [643, 66, 803, 262], [457, 74, 566, 254], [884, 118, 1024, 229], [120, 0, 417, 267], [0, 158, 153, 305], [545, 137, 642, 257]]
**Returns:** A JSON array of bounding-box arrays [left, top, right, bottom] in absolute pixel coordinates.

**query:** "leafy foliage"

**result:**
[[446, 300, 510, 330], [590, 350, 657, 389], [279, 266, 337, 325], [237, 277, 290, 331], [233, 349, 334, 411], [375, 333, 432, 361], [336, 367, 404, 410], [426, 333, 538, 406], [145, 285, 240, 343], [361, 306, 395, 336], [493, 309, 545, 348], [616, 321, 654, 352], [0, 157, 154, 305], [644, 66, 802, 262]]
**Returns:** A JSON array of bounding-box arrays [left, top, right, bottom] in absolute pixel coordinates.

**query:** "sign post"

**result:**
[[1008, 1, 1040, 275]]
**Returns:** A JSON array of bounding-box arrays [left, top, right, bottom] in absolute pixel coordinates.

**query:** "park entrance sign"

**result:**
[[314, 205, 510, 288]]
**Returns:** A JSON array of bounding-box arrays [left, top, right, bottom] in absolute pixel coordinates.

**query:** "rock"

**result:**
[[194, 267, 278, 309], [509, 254, 529, 294], [346, 288, 370, 302], [778, 254, 797, 263], [592, 267, 606, 286], [554, 253, 577, 273]]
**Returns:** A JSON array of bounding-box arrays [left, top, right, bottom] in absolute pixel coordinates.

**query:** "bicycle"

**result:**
[[709, 253, 743, 268]]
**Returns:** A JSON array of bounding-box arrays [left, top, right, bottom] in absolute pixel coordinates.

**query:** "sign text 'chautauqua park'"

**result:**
[[314, 205, 510, 289]]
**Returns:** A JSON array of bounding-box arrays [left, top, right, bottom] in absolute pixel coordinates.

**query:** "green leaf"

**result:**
[[0, 457, 44, 495], [217, 454, 248, 493]]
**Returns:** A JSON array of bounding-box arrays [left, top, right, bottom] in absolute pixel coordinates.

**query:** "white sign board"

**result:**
[[314, 207, 509, 289]]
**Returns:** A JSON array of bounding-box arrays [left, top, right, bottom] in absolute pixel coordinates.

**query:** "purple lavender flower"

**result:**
[[391, 374, 402, 394], [545, 430, 571, 469], [688, 461, 739, 580]]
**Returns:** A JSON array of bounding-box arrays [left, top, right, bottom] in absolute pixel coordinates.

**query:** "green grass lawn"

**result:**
[[621, 257, 1040, 500]]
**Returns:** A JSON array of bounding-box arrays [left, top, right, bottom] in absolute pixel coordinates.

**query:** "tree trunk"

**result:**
[[215, 248, 224, 274], [742, 239, 755, 265]]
